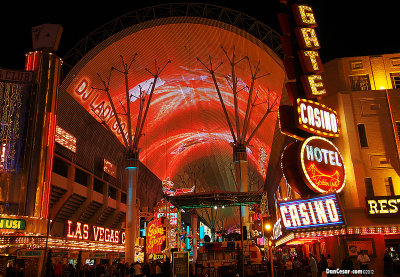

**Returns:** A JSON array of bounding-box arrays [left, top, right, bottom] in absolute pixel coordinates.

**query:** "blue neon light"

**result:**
[[278, 193, 345, 231]]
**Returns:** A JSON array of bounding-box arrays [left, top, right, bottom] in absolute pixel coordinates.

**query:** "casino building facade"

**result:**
[[274, 53, 400, 275]]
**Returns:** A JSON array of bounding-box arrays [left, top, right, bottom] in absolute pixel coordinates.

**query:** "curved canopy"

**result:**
[[60, 16, 285, 196]]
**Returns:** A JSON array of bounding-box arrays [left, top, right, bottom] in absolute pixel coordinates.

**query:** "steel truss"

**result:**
[[62, 3, 283, 73]]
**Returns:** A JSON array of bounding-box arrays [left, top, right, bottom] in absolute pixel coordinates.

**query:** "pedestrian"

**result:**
[[54, 262, 63, 277], [155, 262, 162, 277], [142, 261, 150, 277], [326, 254, 333, 269], [319, 255, 328, 277], [309, 254, 318, 277], [134, 262, 142, 277], [357, 250, 370, 277], [292, 257, 302, 277], [284, 258, 293, 277], [384, 248, 394, 277], [341, 255, 353, 277]]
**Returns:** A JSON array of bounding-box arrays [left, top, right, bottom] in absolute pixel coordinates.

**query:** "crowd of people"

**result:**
[[31, 259, 168, 277], [272, 252, 374, 277]]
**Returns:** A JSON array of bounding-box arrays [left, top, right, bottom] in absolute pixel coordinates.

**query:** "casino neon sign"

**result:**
[[296, 99, 340, 138], [278, 193, 345, 230]]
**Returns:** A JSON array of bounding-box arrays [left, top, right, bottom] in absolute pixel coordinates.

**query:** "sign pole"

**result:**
[[270, 245, 274, 277]]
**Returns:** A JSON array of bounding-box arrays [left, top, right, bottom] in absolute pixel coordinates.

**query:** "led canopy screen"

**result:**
[[62, 18, 285, 194]]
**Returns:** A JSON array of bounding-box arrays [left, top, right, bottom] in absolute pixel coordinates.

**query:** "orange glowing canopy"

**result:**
[[61, 17, 285, 193]]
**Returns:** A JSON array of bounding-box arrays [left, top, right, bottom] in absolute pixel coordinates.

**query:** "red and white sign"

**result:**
[[66, 220, 125, 244], [281, 136, 346, 196]]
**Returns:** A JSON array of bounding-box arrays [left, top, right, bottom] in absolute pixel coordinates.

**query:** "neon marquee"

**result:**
[[278, 193, 345, 231], [296, 98, 340, 138], [66, 220, 125, 244]]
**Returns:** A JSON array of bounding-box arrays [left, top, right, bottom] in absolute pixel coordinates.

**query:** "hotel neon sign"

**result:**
[[300, 136, 346, 194], [278, 193, 345, 231]]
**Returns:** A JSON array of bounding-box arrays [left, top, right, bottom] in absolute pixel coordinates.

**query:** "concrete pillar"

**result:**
[[233, 144, 249, 239], [125, 149, 139, 264], [191, 211, 198, 262]]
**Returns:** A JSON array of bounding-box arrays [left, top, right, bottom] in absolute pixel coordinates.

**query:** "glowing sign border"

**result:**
[[300, 136, 346, 194], [278, 193, 345, 231]]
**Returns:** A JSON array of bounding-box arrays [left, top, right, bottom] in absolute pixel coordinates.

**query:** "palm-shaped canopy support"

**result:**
[[93, 55, 170, 263]]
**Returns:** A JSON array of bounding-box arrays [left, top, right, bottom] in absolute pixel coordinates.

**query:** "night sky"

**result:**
[[0, 1, 398, 70]]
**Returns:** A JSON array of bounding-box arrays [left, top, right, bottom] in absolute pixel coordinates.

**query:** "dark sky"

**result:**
[[1, 1, 398, 70]]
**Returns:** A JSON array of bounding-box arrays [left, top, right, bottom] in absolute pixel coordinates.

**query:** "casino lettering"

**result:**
[[299, 101, 338, 134], [280, 198, 339, 228]]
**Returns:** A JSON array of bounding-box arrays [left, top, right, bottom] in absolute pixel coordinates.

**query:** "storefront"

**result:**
[[275, 205, 400, 276]]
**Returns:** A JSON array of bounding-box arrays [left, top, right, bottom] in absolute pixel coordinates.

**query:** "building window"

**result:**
[[390, 72, 400, 88], [385, 177, 395, 196], [357, 124, 368, 147], [396, 122, 400, 142], [350, 61, 363, 70], [121, 192, 127, 204], [74, 168, 88, 187], [391, 58, 400, 67], [350, 74, 371, 91], [52, 157, 69, 177], [93, 178, 104, 194], [108, 186, 117, 200], [365, 178, 374, 197]]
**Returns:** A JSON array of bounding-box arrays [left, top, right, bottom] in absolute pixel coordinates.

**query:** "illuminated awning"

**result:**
[[275, 225, 400, 247], [166, 191, 264, 209]]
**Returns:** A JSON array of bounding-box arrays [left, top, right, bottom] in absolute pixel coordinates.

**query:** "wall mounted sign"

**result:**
[[0, 218, 26, 230], [66, 220, 125, 244], [366, 196, 400, 217], [278, 3, 327, 103], [146, 218, 166, 254], [279, 99, 340, 140], [282, 136, 346, 195], [296, 99, 339, 137], [278, 193, 345, 231]]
